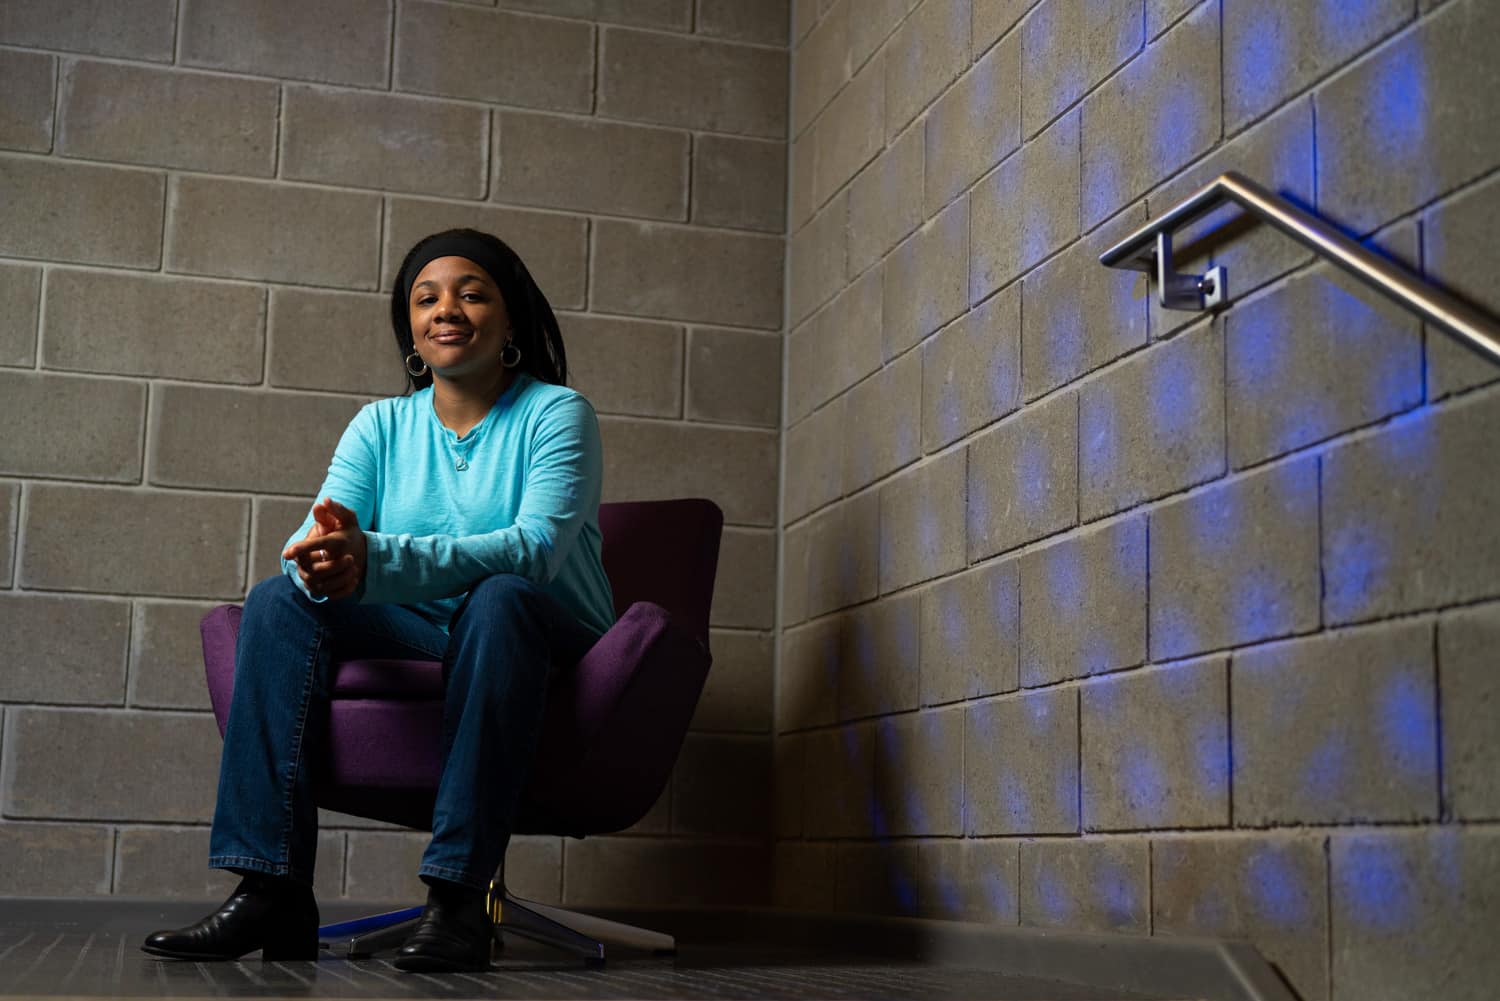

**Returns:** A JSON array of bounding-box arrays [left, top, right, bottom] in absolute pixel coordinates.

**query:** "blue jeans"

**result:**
[[208, 572, 601, 892]]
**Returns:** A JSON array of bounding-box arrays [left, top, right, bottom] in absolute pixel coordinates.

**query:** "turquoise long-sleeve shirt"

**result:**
[[281, 373, 617, 638]]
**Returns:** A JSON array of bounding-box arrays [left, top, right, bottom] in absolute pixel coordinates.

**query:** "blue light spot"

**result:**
[[1377, 671, 1434, 777], [1036, 867, 1072, 924], [891, 866, 918, 914], [935, 873, 964, 916], [1080, 391, 1121, 483], [1151, 79, 1206, 177], [1046, 298, 1087, 384], [1152, 602, 1200, 660], [1305, 732, 1349, 800], [1227, 5, 1291, 118], [1193, 721, 1228, 798], [1247, 848, 1308, 929], [1046, 542, 1086, 617], [918, 502, 941, 560], [1096, 858, 1137, 924], [1053, 764, 1077, 823], [1081, 634, 1116, 676], [1121, 748, 1168, 824], [941, 592, 965, 654], [1085, 148, 1125, 226], [1230, 564, 1284, 645], [1324, 527, 1389, 624], [1147, 339, 1203, 440], [1336, 838, 1415, 934]]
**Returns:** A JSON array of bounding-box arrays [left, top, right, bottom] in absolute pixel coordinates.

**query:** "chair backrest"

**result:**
[[597, 498, 723, 645]]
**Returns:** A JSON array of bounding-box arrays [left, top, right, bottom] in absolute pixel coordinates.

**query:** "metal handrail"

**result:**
[[1099, 170, 1500, 366]]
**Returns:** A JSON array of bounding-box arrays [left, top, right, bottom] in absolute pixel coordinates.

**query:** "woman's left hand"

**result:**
[[283, 498, 368, 600]]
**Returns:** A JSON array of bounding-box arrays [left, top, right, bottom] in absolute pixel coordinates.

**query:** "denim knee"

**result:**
[[243, 572, 302, 616], [458, 573, 541, 620]]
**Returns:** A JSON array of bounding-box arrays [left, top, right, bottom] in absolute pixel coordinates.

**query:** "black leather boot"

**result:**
[[393, 880, 495, 973], [141, 874, 320, 961]]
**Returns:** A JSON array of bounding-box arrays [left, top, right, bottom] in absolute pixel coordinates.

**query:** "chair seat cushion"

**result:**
[[332, 659, 443, 700]]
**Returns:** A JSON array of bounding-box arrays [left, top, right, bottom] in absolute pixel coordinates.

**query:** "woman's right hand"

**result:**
[[286, 498, 363, 600]]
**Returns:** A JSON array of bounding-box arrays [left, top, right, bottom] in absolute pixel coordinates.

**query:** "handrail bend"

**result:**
[[1099, 170, 1500, 366]]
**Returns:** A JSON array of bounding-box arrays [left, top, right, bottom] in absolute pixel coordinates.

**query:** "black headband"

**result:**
[[400, 234, 511, 308]]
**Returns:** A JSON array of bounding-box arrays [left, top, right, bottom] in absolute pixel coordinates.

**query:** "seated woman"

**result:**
[[141, 228, 615, 973]]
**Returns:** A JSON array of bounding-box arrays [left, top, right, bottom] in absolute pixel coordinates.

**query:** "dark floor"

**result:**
[[0, 899, 1172, 1000]]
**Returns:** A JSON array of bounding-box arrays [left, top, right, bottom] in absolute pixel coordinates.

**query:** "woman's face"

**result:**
[[407, 255, 511, 379]]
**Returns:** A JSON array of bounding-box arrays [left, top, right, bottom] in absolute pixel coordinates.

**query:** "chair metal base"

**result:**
[[317, 885, 675, 965]]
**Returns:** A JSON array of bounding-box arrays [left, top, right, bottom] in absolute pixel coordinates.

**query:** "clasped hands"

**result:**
[[283, 498, 368, 601]]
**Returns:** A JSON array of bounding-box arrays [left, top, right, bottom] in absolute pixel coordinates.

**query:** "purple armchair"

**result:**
[[200, 498, 724, 962]]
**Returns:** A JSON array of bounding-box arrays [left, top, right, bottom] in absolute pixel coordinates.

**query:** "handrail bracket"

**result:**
[[1155, 231, 1227, 312]]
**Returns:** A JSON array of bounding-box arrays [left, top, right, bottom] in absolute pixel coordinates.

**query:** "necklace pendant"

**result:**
[[454, 457, 469, 472]]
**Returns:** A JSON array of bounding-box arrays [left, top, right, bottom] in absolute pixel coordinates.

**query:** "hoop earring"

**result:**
[[500, 340, 522, 369], [405, 350, 429, 377]]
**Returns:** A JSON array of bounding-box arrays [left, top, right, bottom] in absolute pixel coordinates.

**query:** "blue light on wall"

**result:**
[[1247, 847, 1310, 929], [1376, 670, 1436, 778]]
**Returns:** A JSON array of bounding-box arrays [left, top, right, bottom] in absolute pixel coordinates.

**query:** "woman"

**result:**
[[141, 229, 615, 972]]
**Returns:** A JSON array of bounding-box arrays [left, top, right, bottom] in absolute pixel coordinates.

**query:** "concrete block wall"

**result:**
[[0, 0, 786, 906], [779, 1, 1500, 999]]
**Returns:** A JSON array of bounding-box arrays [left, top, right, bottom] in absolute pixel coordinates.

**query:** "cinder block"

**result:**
[[774, 841, 836, 911], [779, 617, 839, 730], [0, 263, 40, 366], [0, 594, 128, 705], [1153, 835, 1328, 1001], [686, 326, 780, 427], [0, 372, 144, 482], [803, 723, 876, 837], [497, 0, 691, 31], [494, 112, 687, 219], [1019, 838, 1147, 932], [58, 61, 276, 176], [786, 313, 829, 428], [1424, 172, 1500, 399], [167, 176, 379, 289], [1020, 0, 1142, 139], [0, 156, 163, 268], [788, 191, 847, 325], [1322, 389, 1500, 625], [813, 56, 884, 207], [150, 385, 363, 495], [344, 831, 426, 901], [1153, 459, 1319, 659], [1147, 98, 1315, 311], [1315, 0, 1499, 236], [698, 0, 790, 44], [919, 558, 1019, 705], [785, 397, 846, 522], [1227, 269, 1421, 470], [792, 0, 850, 136], [790, 118, 818, 231], [692, 630, 772, 733], [925, 33, 1020, 215], [848, 122, 923, 276], [838, 594, 920, 720], [280, 86, 486, 198], [879, 449, 967, 593], [884, 198, 969, 358], [692, 135, 786, 233], [1078, 318, 1224, 521], [130, 600, 219, 711], [0, 0, 175, 60], [384, 198, 587, 310], [922, 284, 1021, 451], [1080, 0, 1218, 228], [181, 0, 389, 85], [1081, 657, 1228, 830], [268, 288, 404, 397], [0, 482, 16, 585], [599, 418, 778, 525], [4, 708, 221, 822], [562, 837, 769, 907], [836, 840, 964, 918], [884, 0, 971, 139], [1438, 603, 1500, 819], [1224, 0, 1408, 134], [970, 111, 1080, 304], [593, 219, 784, 329], [251, 497, 315, 586], [599, 27, 786, 138], [873, 708, 964, 836], [562, 314, 682, 419], [773, 734, 805, 837], [805, 490, 879, 617], [843, 348, 921, 492], [1146, 0, 1198, 38], [117, 827, 344, 901], [968, 390, 1078, 561], [972, 0, 1031, 54], [1019, 515, 1146, 686], [966, 687, 1079, 835], [0, 49, 54, 152], [1331, 828, 1500, 1001], [21, 484, 249, 599], [1234, 621, 1438, 825], [711, 528, 776, 630], [787, 264, 883, 424], [1020, 203, 1150, 401], [46, 270, 265, 384], [960, 839, 1020, 922], [0, 822, 111, 896], [782, 517, 810, 626], [671, 733, 771, 836]]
